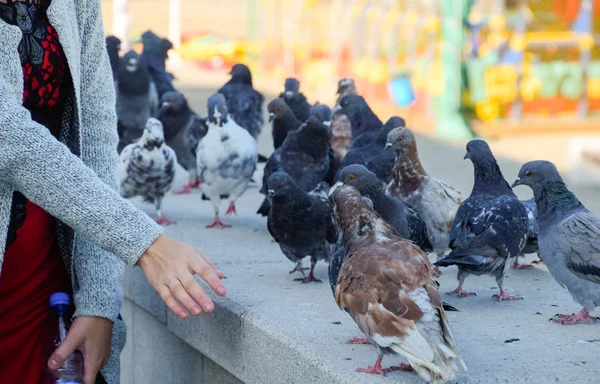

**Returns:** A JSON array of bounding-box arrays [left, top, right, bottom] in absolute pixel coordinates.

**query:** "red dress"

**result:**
[[0, 1, 72, 383]]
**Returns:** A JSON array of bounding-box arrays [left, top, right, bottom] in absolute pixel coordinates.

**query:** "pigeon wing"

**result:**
[[558, 211, 600, 284]]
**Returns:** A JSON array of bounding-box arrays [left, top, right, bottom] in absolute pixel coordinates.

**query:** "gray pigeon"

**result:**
[[311, 103, 333, 129], [279, 78, 311, 122], [512, 198, 542, 269], [105, 35, 121, 81], [337, 164, 432, 252], [218, 64, 264, 140], [268, 98, 302, 150], [386, 127, 463, 273], [140, 30, 176, 99], [512, 160, 600, 324], [267, 172, 337, 283], [436, 140, 528, 301], [197, 94, 258, 228], [330, 78, 357, 160], [157, 91, 208, 194], [116, 50, 159, 153], [118, 118, 176, 225]]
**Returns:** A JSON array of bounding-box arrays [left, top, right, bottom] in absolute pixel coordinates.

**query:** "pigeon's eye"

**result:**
[[348, 175, 356, 181], [466, 147, 471, 152], [525, 171, 532, 176], [398, 137, 404, 142]]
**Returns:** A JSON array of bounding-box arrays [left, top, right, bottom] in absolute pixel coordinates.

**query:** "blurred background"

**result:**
[[101, 0, 600, 186]]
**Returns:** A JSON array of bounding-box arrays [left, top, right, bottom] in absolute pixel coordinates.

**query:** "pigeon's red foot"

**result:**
[[432, 265, 441, 276], [356, 356, 390, 376], [512, 260, 534, 269], [174, 184, 193, 195], [206, 215, 231, 229], [225, 202, 237, 216], [155, 215, 176, 226], [189, 178, 201, 188], [493, 288, 522, 301], [531, 259, 544, 265], [552, 309, 599, 325], [390, 363, 414, 372], [446, 288, 476, 297], [346, 337, 371, 344], [294, 273, 323, 283], [288, 265, 309, 275]]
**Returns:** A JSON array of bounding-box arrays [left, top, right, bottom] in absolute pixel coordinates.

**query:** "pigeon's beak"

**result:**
[[268, 112, 275, 123], [511, 178, 522, 188], [323, 121, 331, 128], [385, 142, 393, 150], [284, 91, 293, 98], [267, 189, 275, 198], [161, 101, 170, 109], [463, 152, 470, 160], [328, 181, 344, 196]]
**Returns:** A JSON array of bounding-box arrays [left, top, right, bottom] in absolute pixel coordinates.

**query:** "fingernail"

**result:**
[[179, 311, 188, 319], [49, 359, 59, 369], [192, 306, 202, 315], [216, 269, 224, 275], [204, 303, 214, 312], [217, 287, 226, 295]]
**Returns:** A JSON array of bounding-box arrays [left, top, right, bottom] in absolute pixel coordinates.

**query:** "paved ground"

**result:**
[[127, 85, 600, 383]]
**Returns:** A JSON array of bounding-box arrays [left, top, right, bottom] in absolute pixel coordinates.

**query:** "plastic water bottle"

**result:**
[[48, 292, 84, 384]]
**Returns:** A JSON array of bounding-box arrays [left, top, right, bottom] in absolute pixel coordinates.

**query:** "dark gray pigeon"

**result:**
[[140, 30, 176, 99], [116, 50, 159, 153], [268, 98, 302, 150], [311, 102, 332, 128], [105, 35, 121, 81], [157, 91, 208, 194], [117, 118, 176, 225], [279, 78, 311, 122], [337, 164, 432, 252], [386, 127, 463, 273], [218, 63, 264, 140], [340, 116, 405, 184], [331, 78, 357, 160], [257, 115, 331, 215], [512, 197, 543, 269], [337, 94, 382, 142], [512, 160, 600, 324], [267, 172, 337, 283], [310, 103, 340, 185], [436, 140, 528, 301]]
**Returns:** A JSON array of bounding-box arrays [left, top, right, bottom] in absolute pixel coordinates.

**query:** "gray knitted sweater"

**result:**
[[0, 0, 164, 382]]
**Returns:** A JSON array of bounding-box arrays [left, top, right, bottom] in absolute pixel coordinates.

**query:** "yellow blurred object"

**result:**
[[366, 59, 389, 85], [508, 35, 526, 52], [520, 76, 542, 102], [383, 8, 400, 27], [366, 6, 379, 22], [425, 61, 444, 96], [579, 34, 595, 51], [302, 0, 319, 9], [351, 57, 372, 80], [588, 79, 600, 99], [489, 15, 505, 31], [485, 65, 518, 104], [424, 16, 440, 33], [468, 9, 481, 24], [405, 12, 418, 27], [476, 100, 500, 122], [302, 59, 336, 91]]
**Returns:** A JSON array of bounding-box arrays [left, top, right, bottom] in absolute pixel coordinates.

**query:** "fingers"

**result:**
[[83, 356, 102, 384], [179, 274, 213, 313], [190, 253, 227, 298], [48, 322, 85, 370], [158, 285, 189, 319], [193, 246, 225, 279], [170, 276, 205, 315]]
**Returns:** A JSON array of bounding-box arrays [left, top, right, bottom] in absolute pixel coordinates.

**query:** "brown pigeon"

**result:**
[[330, 78, 357, 160], [332, 185, 465, 383]]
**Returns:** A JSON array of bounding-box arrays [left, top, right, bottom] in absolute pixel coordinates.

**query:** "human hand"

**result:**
[[48, 316, 113, 384], [137, 235, 226, 319]]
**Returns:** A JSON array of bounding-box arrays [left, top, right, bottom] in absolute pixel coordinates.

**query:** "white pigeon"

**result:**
[[118, 117, 177, 225], [196, 93, 258, 228]]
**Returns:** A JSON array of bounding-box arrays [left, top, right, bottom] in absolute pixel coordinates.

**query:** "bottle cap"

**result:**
[[49, 292, 71, 307]]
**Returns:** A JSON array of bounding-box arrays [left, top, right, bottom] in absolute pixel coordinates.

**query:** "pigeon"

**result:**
[[337, 94, 382, 142], [105, 35, 121, 81], [511, 197, 543, 269], [341, 116, 405, 184], [118, 118, 177, 225], [157, 90, 208, 194], [115, 50, 160, 153], [218, 63, 264, 140], [140, 30, 176, 99], [338, 164, 432, 252], [332, 185, 465, 382], [196, 94, 258, 228], [386, 127, 463, 273], [257, 115, 332, 216], [330, 78, 357, 160], [309, 102, 340, 185], [267, 172, 337, 283], [435, 140, 528, 300], [512, 160, 600, 324], [279, 78, 311, 123], [268, 98, 302, 150], [310, 102, 333, 128]]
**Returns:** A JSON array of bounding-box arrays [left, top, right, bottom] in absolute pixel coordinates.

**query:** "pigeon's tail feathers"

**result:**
[[441, 302, 459, 312], [257, 196, 271, 216], [434, 254, 488, 268]]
